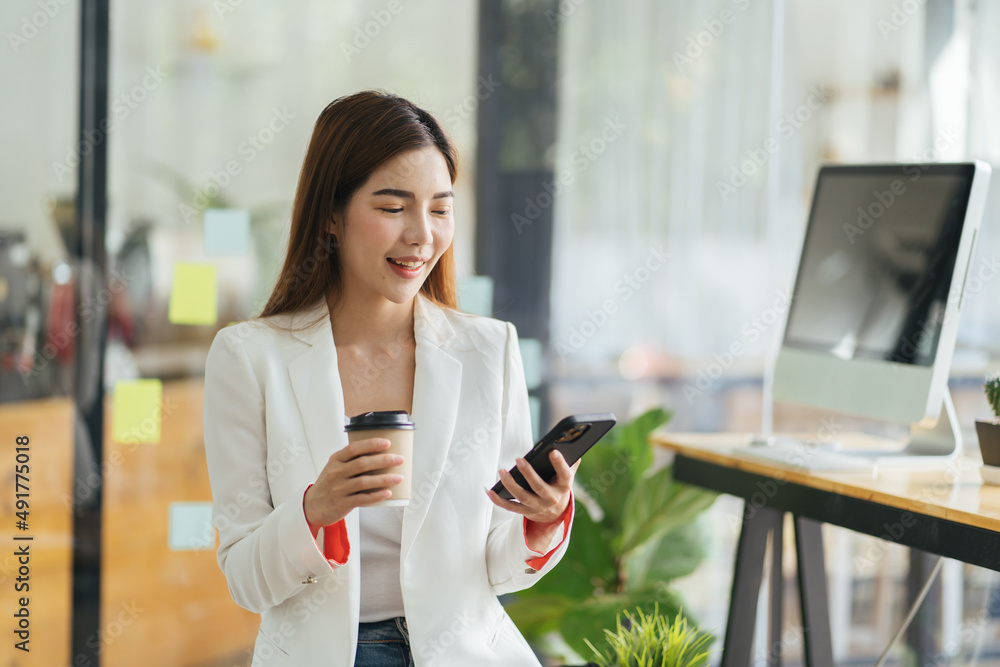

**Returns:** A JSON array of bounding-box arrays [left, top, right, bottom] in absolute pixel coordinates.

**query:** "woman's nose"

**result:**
[[404, 211, 433, 246]]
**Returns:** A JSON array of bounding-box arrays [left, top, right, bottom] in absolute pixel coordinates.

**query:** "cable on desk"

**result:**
[[874, 556, 944, 667]]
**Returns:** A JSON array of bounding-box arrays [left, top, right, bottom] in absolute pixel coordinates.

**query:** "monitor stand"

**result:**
[[858, 388, 962, 467], [736, 390, 962, 472]]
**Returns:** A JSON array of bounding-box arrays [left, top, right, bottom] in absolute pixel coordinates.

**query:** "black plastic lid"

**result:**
[[345, 410, 415, 431]]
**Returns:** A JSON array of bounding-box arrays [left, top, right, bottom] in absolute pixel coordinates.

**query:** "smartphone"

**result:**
[[491, 413, 616, 500]]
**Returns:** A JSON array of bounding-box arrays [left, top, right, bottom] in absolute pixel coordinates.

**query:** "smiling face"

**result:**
[[330, 146, 455, 306]]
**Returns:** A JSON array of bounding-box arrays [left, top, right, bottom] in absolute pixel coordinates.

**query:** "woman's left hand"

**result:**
[[486, 450, 579, 525]]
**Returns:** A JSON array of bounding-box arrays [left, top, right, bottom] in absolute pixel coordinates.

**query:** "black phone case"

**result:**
[[491, 412, 616, 501]]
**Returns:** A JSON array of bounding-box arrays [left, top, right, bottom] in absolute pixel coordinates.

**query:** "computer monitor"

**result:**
[[771, 162, 991, 462]]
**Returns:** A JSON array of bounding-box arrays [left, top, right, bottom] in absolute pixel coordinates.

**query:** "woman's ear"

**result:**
[[328, 206, 345, 234], [327, 214, 341, 250]]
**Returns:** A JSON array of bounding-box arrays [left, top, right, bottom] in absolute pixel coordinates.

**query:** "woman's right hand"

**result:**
[[303, 437, 403, 528]]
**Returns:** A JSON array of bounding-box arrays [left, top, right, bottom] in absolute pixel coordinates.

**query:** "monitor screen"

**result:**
[[782, 164, 976, 367]]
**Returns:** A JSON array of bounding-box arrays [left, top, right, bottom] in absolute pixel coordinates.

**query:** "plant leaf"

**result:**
[[577, 589, 715, 667], [503, 594, 576, 640], [622, 518, 708, 591], [574, 408, 672, 536], [560, 583, 686, 661], [575, 442, 634, 535], [615, 407, 672, 484], [619, 468, 717, 556]]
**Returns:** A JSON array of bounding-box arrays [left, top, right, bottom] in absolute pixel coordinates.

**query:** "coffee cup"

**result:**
[[345, 410, 414, 507]]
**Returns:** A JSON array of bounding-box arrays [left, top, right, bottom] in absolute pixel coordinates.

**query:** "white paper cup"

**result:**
[[345, 411, 414, 507]]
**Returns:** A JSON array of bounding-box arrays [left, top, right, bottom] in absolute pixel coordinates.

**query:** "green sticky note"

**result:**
[[168, 502, 216, 550], [112, 379, 162, 444], [169, 262, 217, 325]]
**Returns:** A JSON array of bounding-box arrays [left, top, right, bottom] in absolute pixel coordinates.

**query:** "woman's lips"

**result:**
[[387, 257, 425, 278]]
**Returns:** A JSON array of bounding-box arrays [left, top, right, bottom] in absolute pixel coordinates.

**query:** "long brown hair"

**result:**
[[257, 90, 459, 325]]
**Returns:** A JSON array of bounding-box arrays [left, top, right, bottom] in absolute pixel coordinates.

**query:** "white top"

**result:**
[[358, 505, 406, 622]]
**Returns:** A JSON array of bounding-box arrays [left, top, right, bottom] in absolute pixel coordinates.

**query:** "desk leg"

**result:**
[[794, 516, 834, 667], [722, 504, 783, 667], [906, 549, 941, 667], [768, 516, 784, 667]]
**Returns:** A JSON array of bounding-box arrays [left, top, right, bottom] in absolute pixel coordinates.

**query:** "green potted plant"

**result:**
[[584, 604, 715, 667], [977, 373, 1000, 483], [503, 408, 718, 663]]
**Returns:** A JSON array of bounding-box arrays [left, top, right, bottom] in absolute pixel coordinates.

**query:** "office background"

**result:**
[[3, 0, 1000, 665]]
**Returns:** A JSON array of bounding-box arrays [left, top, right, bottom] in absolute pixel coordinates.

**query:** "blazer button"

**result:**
[[524, 567, 537, 574], [302, 575, 317, 584]]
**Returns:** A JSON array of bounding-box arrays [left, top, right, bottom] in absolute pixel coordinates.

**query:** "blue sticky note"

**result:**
[[457, 275, 494, 316], [168, 502, 216, 550], [519, 338, 543, 390], [203, 208, 250, 256]]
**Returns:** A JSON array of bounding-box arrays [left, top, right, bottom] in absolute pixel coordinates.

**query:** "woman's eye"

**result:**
[[376, 206, 450, 215]]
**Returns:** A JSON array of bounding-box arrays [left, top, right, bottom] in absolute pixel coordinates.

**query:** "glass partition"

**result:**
[[99, 1, 479, 664], [0, 2, 81, 666]]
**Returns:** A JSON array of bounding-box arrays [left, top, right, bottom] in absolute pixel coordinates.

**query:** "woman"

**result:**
[[203, 90, 577, 667]]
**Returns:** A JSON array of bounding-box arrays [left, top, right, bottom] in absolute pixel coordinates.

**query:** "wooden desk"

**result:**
[[650, 431, 1000, 667]]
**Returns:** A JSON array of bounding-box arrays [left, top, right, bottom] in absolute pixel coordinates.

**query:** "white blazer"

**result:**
[[203, 293, 573, 666]]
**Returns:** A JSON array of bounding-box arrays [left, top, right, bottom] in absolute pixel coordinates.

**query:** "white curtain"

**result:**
[[960, 0, 1000, 351], [550, 0, 1000, 374], [551, 0, 793, 369]]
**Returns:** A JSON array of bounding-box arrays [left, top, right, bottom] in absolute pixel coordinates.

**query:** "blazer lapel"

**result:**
[[286, 299, 349, 476], [286, 300, 359, 607], [401, 294, 462, 565]]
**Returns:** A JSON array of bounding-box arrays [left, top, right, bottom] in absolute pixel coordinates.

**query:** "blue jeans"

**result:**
[[355, 617, 414, 667]]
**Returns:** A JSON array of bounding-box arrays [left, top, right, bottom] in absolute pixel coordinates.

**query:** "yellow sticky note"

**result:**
[[112, 379, 162, 444], [169, 262, 217, 325]]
